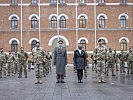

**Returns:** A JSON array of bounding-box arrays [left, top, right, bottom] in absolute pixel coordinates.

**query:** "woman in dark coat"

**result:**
[[73, 45, 87, 83]]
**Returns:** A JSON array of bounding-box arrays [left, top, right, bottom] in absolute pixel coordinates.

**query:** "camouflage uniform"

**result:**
[[0, 49, 7, 78], [118, 50, 126, 73], [113, 50, 119, 71], [94, 40, 107, 83], [13, 53, 19, 74], [126, 49, 133, 74], [46, 51, 52, 73], [18, 47, 28, 78], [32, 46, 45, 84], [7, 52, 14, 76], [107, 48, 115, 76]]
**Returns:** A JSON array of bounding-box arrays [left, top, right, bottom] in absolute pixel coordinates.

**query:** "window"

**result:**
[[51, 0, 57, 4], [99, 16, 105, 28], [60, 16, 66, 28], [120, 0, 126, 4], [120, 16, 126, 28], [11, 0, 17, 4], [79, 16, 86, 28], [80, 39, 86, 51], [98, 0, 105, 4], [31, 40, 37, 51], [31, 0, 37, 4], [60, 0, 66, 4], [120, 39, 127, 51], [31, 16, 38, 28], [79, 0, 85, 4], [11, 40, 18, 52], [51, 16, 57, 28], [11, 17, 18, 29]]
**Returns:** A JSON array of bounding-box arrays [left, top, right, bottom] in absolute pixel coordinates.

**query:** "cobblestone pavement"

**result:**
[[0, 66, 133, 100]]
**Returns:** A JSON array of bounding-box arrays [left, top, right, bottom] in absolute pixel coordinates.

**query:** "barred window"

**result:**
[[31, 16, 38, 28], [120, 0, 126, 4], [60, 0, 66, 4], [11, 0, 17, 4], [120, 16, 126, 28], [80, 39, 86, 51], [11, 17, 18, 29], [79, 0, 85, 4], [31, 0, 38, 4], [79, 16, 86, 28], [51, 0, 57, 4], [60, 16, 66, 28], [51, 16, 57, 28], [31, 40, 37, 51], [98, 0, 105, 3], [99, 16, 105, 28], [11, 40, 18, 52], [120, 39, 127, 51]]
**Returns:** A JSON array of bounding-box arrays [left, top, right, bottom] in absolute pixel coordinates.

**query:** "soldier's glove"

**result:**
[[32, 62, 34, 65]]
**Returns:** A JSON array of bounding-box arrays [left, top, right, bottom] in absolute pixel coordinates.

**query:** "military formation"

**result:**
[[0, 43, 52, 84], [91, 39, 133, 83]]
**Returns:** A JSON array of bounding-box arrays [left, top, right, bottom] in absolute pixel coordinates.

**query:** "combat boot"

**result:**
[[39, 78, 43, 84], [35, 78, 39, 84]]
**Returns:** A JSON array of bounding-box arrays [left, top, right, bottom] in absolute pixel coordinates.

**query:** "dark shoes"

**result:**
[[78, 80, 83, 83], [61, 81, 66, 83], [56, 80, 66, 83]]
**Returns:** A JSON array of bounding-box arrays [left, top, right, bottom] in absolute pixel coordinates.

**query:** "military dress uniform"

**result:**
[[32, 46, 45, 84]]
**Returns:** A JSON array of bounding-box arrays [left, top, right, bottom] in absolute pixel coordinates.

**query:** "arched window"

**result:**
[[11, 40, 18, 52], [120, 16, 126, 28], [60, 0, 66, 4], [11, 16, 18, 29], [51, 16, 57, 28], [11, 0, 17, 4], [31, 0, 37, 4], [99, 16, 105, 28], [51, 0, 57, 4], [80, 39, 86, 51], [99, 0, 105, 3], [79, 16, 86, 28], [120, 39, 127, 51], [120, 0, 126, 4], [60, 16, 66, 28], [31, 16, 38, 28], [31, 40, 37, 51]]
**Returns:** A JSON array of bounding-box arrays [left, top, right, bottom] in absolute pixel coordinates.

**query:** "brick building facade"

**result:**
[[0, 0, 133, 63]]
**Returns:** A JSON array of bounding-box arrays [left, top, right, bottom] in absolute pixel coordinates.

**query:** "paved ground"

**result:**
[[0, 66, 133, 100]]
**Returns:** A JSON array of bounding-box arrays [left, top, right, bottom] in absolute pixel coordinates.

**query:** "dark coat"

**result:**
[[54, 46, 67, 75], [73, 50, 86, 69]]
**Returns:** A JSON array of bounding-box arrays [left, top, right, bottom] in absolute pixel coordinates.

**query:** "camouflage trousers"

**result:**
[[127, 61, 133, 74], [97, 61, 105, 81], [35, 63, 43, 78], [7, 62, 14, 76], [0, 62, 6, 78], [18, 62, 27, 78]]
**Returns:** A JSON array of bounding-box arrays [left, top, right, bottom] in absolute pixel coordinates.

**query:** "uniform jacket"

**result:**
[[54, 46, 67, 75], [73, 50, 86, 69]]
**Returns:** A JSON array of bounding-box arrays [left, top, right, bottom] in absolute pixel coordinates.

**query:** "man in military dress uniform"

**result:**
[[0, 48, 7, 78], [18, 47, 28, 78], [54, 40, 67, 83], [94, 39, 107, 83], [32, 42, 45, 84]]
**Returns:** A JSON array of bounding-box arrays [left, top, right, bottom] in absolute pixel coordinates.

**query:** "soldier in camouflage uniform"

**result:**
[[0, 48, 7, 78], [113, 50, 119, 71], [32, 42, 45, 84], [126, 48, 133, 74], [46, 51, 52, 73], [13, 52, 19, 74], [18, 47, 28, 78], [106, 48, 115, 76], [7, 51, 14, 76], [118, 49, 126, 73], [94, 39, 107, 83]]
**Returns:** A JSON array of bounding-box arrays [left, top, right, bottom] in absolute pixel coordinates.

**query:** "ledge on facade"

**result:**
[[30, 3, 38, 6], [78, 3, 87, 6], [10, 4, 18, 6], [119, 3, 127, 5], [59, 3, 67, 6], [50, 3, 57, 6], [98, 3, 106, 6]]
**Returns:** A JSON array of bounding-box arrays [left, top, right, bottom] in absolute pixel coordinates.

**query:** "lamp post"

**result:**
[[94, 0, 97, 48], [20, 0, 22, 47], [57, 0, 59, 40]]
